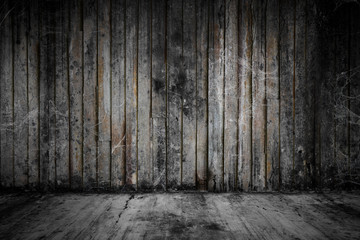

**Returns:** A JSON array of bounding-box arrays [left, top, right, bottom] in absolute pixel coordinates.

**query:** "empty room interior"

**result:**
[[0, 0, 360, 239]]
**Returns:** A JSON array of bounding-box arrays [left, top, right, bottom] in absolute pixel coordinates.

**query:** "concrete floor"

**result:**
[[0, 192, 359, 240]]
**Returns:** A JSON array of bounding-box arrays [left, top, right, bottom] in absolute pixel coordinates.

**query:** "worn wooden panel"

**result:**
[[151, 0, 167, 191], [137, 0, 152, 190], [238, 0, 253, 191], [208, 0, 224, 192], [111, 0, 126, 189], [224, 0, 238, 192], [265, 0, 280, 190], [0, 0, 14, 188], [124, 0, 138, 189], [69, 0, 83, 189], [27, 0, 40, 187], [196, 0, 209, 191], [83, 0, 97, 190], [349, 4, 360, 185], [98, 0, 111, 189], [167, 0, 182, 189], [55, 0, 69, 188], [13, 1, 28, 187], [181, 0, 196, 188], [251, 0, 266, 191], [279, 0, 295, 190]]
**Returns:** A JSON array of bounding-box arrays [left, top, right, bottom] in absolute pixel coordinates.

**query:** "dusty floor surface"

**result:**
[[0, 192, 359, 240]]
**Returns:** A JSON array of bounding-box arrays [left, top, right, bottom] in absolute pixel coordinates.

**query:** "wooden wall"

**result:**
[[0, 0, 359, 191]]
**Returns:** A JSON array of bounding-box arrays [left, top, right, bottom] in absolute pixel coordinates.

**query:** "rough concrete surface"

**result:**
[[0, 192, 359, 239]]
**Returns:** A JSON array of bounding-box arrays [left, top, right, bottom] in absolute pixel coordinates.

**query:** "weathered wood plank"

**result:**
[[55, 0, 69, 188], [151, 0, 167, 191], [279, 0, 295, 190], [167, 0, 182, 189], [111, 0, 126, 189], [224, 0, 239, 192], [196, 0, 209, 191], [137, 0, 152, 190], [208, 0, 224, 192], [13, 1, 28, 187], [0, 0, 14, 188], [27, 0, 40, 187], [265, 0, 280, 191], [182, 0, 196, 189], [238, 0, 253, 191], [83, 0, 97, 190], [125, 0, 138, 189], [251, 0, 266, 191], [69, 0, 83, 189]]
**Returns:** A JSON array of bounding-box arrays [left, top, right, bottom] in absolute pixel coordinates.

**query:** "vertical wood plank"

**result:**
[[196, 0, 209, 191], [167, 0, 182, 189], [111, 0, 126, 189], [124, 0, 138, 189], [224, 0, 239, 192], [265, 0, 280, 190], [238, 0, 253, 191], [28, 0, 40, 187], [138, 0, 152, 190], [208, 0, 224, 192], [13, 1, 28, 187], [152, 0, 167, 191], [83, 0, 98, 190], [182, 0, 197, 189], [251, 0, 266, 191], [69, 0, 83, 189], [98, 0, 111, 189], [0, 0, 14, 188], [55, 0, 70, 188], [279, 0, 295, 189]]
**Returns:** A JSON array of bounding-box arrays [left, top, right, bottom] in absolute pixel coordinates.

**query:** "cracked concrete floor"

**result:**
[[0, 192, 359, 239]]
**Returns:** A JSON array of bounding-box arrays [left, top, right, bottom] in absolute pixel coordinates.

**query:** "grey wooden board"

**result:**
[[181, 0, 196, 189], [238, 0, 253, 191], [97, 0, 111, 189], [111, 0, 126, 189], [124, 0, 138, 189], [208, 0, 225, 192], [265, 0, 280, 191], [151, 0, 167, 191], [83, 0, 98, 190], [167, 0, 182, 189], [27, 0, 40, 187], [196, 0, 209, 191], [0, 0, 14, 188], [55, 0, 69, 188], [137, 0, 152, 190], [224, 0, 238, 192], [1, 193, 360, 239], [13, 1, 28, 187]]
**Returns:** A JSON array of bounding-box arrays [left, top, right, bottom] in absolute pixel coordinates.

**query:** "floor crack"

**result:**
[[115, 194, 135, 223]]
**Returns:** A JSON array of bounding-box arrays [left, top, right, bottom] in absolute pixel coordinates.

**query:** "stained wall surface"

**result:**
[[0, 0, 359, 191]]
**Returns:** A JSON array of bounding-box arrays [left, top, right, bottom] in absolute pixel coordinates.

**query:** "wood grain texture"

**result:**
[[208, 0, 224, 192], [83, 0, 98, 190], [151, 0, 167, 191], [181, 0, 196, 188], [27, 0, 40, 187], [265, 0, 280, 190], [13, 1, 28, 187], [55, 0, 69, 188], [167, 0, 182, 189], [137, 0, 152, 190], [196, 0, 209, 191], [110, 0, 126, 189], [279, 0, 295, 190], [238, 0, 253, 191], [224, 0, 239, 192]]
